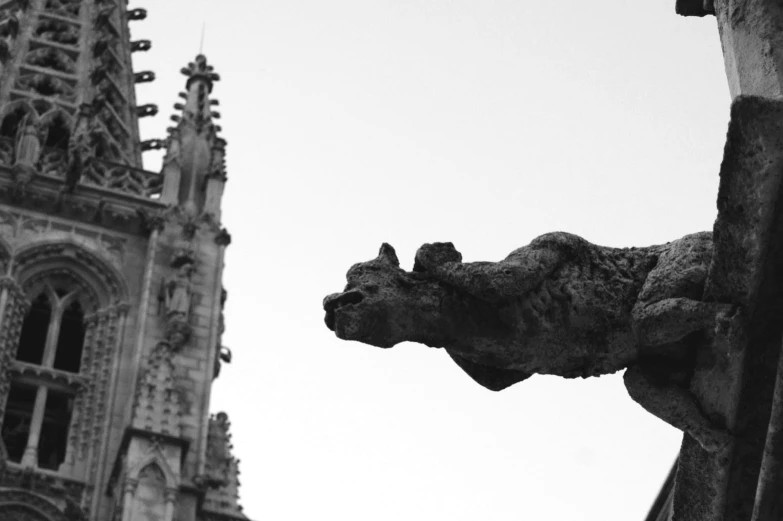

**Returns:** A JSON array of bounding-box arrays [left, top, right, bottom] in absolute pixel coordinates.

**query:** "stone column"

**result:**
[[164, 488, 177, 521], [40, 297, 64, 368], [21, 385, 48, 468], [120, 479, 137, 521], [714, 0, 783, 99]]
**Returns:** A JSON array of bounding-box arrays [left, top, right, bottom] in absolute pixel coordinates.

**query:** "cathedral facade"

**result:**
[[0, 1, 250, 520]]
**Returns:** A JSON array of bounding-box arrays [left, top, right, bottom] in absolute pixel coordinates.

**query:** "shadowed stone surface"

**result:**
[[671, 96, 783, 521]]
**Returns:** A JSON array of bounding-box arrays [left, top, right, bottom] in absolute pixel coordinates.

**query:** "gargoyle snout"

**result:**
[[323, 290, 364, 331]]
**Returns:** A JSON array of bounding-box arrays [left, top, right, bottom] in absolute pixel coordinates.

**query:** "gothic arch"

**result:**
[[0, 489, 66, 521], [38, 107, 73, 128], [127, 447, 179, 489], [12, 235, 129, 309], [0, 99, 35, 121], [0, 99, 36, 139], [39, 108, 72, 150]]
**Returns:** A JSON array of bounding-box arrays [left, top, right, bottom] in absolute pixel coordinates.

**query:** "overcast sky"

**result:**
[[131, 2, 729, 519]]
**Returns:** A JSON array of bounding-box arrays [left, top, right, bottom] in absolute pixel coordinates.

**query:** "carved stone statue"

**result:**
[[12, 115, 40, 190], [159, 256, 195, 350], [324, 231, 733, 452], [65, 103, 94, 192], [161, 261, 194, 320]]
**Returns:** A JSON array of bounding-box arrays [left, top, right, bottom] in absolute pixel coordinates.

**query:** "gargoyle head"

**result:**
[[324, 243, 447, 348], [324, 244, 532, 391]]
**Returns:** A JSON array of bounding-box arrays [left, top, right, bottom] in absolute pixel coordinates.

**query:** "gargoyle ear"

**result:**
[[377, 243, 400, 267]]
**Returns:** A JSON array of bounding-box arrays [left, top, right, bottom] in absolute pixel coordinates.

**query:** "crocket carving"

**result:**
[[324, 231, 733, 452]]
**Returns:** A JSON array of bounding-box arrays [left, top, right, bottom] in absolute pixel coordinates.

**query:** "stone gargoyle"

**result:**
[[324, 231, 734, 452]]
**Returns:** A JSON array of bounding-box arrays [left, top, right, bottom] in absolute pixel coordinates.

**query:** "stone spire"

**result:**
[[0, 0, 157, 170], [160, 54, 227, 219]]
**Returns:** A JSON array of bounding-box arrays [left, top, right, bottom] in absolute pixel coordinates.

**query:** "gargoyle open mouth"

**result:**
[[323, 290, 364, 331]]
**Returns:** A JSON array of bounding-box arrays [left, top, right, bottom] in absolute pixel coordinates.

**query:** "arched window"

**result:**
[[0, 107, 28, 139], [16, 293, 51, 365], [15, 286, 85, 373], [54, 300, 85, 373], [1, 283, 88, 471], [43, 115, 70, 150]]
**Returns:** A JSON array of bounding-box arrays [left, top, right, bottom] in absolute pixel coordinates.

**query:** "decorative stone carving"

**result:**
[[204, 412, 231, 487], [212, 345, 231, 379], [134, 464, 168, 520], [161, 55, 228, 216], [136, 208, 168, 234], [202, 413, 247, 519], [25, 47, 77, 75], [163, 266, 191, 315], [65, 104, 96, 193], [159, 251, 195, 350], [215, 228, 231, 246], [114, 440, 182, 521], [34, 17, 79, 46], [132, 344, 182, 436], [12, 115, 42, 193], [0, 282, 28, 421], [15, 73, 77, 102], [0, 3, 21, 64], [43, 0, 81, 19], [325, 231, 735, 452]]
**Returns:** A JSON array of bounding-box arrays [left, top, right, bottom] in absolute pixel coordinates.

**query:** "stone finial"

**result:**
[[160, 54, 227, 216], [180, 54, 220, 92]]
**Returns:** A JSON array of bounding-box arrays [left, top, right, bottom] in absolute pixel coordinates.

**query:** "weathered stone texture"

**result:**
[[326, 224, 733, 450], [325, 96, 783, 520], [714, 0, 783, 99]]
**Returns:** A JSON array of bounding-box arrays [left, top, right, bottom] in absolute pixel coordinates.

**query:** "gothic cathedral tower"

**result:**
[[0, 1, 251, 520]]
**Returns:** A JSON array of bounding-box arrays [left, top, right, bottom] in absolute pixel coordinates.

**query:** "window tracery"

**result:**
[[0, 245, 128, 481], [2, 279, 89, 471]]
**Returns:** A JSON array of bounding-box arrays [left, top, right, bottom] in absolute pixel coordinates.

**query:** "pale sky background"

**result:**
[[131, 2, 729, 520]]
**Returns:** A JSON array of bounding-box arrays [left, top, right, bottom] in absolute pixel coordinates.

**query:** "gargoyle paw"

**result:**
[[413, 242, 462, 273]]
